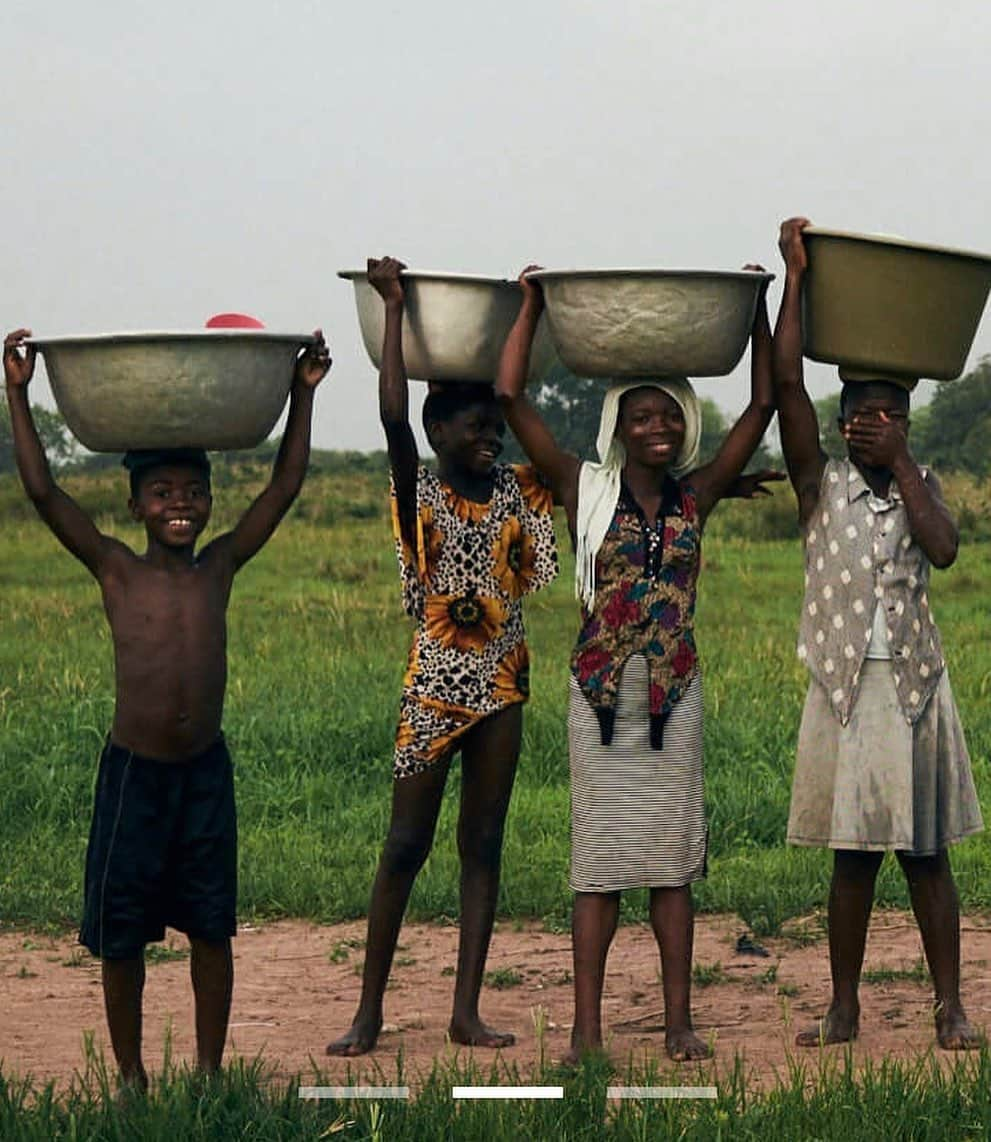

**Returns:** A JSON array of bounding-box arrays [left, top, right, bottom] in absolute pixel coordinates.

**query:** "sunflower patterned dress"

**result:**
[[390, 464, 558, 778]]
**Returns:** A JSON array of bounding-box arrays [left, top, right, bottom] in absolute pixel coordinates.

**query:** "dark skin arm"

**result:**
[[689, 267, 776, 527], [494, 267, 581, 528], [495, 269, 784, 530], [842, 412, 959, 568], [728, 469, 786, 499], [3, 328, 122, 576], [370, 256, 420, 551], [7, 327, 328, 761], [202, 330, 330, 570], [772, 217, 827, 527], [772, 217, 956, 564]]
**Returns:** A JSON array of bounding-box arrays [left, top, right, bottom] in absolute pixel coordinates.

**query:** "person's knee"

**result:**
[[189, 936, 232, 958], [382, 829, 433, 877], [896, 849, 951, 884], [458, 817, 506, 869], [101, 950, 145, 968], [833, 849, 884, 883], [101, 952, 146, 989]]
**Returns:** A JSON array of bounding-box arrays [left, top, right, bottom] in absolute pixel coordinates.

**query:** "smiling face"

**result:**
[[428, 400, 506, 475], [129, 463, 212, 548], [616, 386, 687, 470]]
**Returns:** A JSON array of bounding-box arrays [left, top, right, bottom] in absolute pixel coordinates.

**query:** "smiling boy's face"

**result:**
[[129, 463, 212, 546]]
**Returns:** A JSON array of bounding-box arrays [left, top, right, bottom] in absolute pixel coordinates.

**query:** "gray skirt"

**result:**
[[569, 656, 707, 892], [787, 659, 983, 854]]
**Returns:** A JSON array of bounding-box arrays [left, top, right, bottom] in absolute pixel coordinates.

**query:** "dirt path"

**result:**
[[3, 912, 991, 1090]]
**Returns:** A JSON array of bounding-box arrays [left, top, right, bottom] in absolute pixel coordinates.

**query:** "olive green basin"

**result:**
[[29, 330, 314, 452], [528, 268, 773, 379], [339, 270, 558, 383], [802, 228, 991, 383]]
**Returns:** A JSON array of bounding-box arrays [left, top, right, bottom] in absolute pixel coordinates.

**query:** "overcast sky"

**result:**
[[4, 0, 991, 451]]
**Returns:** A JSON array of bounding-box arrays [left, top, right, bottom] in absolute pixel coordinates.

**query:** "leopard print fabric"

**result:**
[[390, 464, 558, 778]]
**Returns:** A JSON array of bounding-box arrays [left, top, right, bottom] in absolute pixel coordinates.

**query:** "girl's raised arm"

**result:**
[[371, 257, 420, 550], [495, 268, 580, 517], [689, 269, 776, 525]]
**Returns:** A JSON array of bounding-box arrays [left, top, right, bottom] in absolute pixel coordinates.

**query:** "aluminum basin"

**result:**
[[28, 330, 314, 452], [529, 268, 773, 379], [339, 270, 558, 383], [802, 228, 991, 383]]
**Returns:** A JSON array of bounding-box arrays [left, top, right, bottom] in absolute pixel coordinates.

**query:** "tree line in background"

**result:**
[[524, 357, 991, 476], [810, 356, 991, 477], [2, 357, 989, 478], [0, 400, 76, 473]]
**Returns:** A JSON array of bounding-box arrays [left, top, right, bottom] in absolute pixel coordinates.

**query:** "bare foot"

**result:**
[[448, 1018, 515, 1048], [561, 1041, 609, 1068], [795, 1007, 858, 1047], [113, 1069, 149, 1104], [665, 1027, 712, 1062], [936, 1004, 983, 1051], [326, 1017, 382, 1057]]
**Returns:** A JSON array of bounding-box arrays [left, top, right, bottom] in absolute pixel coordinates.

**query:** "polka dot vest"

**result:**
[[797, 458, 945, 726]]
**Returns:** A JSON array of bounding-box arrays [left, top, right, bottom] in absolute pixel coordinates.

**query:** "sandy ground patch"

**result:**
[[2, 911, 990, 1090]]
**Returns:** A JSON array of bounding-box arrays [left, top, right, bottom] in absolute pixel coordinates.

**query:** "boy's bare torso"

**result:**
[[100, 543, 234, 762]]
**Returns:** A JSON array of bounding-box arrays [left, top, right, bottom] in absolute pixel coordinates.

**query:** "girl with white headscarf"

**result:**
[[495, 264, 777, 1064]]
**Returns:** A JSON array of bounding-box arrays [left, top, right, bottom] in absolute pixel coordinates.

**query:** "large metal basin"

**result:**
[[29, 330, 314, 452], [528, 268, 773, 379], [802, 228, 991, 383], [339, 270, 558, 383]]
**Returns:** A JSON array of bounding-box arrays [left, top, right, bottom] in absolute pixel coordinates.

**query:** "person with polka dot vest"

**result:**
[[773, 217, 983, 1052]]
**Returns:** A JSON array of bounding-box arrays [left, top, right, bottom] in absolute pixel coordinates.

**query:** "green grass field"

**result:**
[[1, 465, 989, 1136], [1, 466, 988, 934], [5, 1049, 991, 1140]]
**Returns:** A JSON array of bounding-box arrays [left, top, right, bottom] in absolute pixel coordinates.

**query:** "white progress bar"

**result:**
[[452, 1086, 565, 1100], [608, 1086, 718, 1100], [299, 1086, 410, 1100]]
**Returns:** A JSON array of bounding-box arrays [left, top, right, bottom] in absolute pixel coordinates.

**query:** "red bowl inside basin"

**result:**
[[205, 312, 266, 329]]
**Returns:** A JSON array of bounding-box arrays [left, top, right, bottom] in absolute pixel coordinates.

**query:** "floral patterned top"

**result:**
[[390, 463, 558, 778], [571, 474, 700, 748]]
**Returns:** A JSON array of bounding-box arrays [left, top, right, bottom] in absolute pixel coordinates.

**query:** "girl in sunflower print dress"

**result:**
[[327, 257, 557, 1057], [393, 461, 557, 775]]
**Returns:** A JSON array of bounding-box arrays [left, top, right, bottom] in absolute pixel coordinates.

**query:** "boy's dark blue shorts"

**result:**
[[80, 736, 237, 960]]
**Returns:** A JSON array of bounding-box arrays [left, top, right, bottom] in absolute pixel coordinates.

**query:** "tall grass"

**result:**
[[0, 467, 989, 934], [3, 1047, 991, 1139]]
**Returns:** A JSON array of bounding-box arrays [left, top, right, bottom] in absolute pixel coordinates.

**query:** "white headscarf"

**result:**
[[575, 378, 701, 610]]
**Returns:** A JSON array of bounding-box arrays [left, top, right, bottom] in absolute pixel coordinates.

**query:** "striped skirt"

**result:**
[[568, 655, 707, 892]]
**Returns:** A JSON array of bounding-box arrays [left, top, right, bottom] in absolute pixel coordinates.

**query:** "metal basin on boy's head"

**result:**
[[27, 330, 315, 452], [801, 228, 991, 384], [527, 268, 774, 380], [338, 269, 558, 384]]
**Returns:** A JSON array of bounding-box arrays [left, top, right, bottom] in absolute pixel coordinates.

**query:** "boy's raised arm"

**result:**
[[4, 329, 112, 576], [773, 218, 827, 524], [213, 330, 331, 570], [690, 268, 777, 523], [494, 268, 580, 510], [371, 257, 419, 551]]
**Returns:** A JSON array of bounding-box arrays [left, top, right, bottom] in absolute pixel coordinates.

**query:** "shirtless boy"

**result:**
[[3, 326, 330, 1088]]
